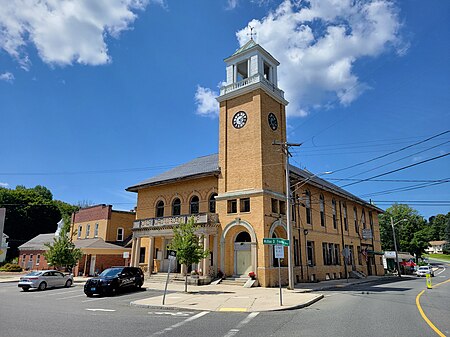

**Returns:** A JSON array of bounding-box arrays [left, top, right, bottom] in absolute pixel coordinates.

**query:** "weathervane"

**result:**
[[247, 26, 257, 40]]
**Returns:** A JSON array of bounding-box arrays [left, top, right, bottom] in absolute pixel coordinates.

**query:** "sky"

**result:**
[[0, 0, 449, 220]]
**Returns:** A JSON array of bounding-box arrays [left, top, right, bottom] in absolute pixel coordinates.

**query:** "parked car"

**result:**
[[416, 266, 434, 277], [18, 270, 73, 291], [84, 266, 144, 297]]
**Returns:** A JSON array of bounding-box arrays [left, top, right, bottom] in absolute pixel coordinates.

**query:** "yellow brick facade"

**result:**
[[128, 41, 384, 287]]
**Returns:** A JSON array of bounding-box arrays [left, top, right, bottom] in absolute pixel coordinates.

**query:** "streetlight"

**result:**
[[390, 217, 407, 278]]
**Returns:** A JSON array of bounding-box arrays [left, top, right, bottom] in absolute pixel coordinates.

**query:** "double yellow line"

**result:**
[[416, 278, 450, 337]]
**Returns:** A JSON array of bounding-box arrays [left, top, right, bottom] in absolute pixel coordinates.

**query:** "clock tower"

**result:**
[[216, 39, 289, 286]]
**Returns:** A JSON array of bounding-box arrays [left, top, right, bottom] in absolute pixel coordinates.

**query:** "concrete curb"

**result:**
[[130, 293, 324, 313]]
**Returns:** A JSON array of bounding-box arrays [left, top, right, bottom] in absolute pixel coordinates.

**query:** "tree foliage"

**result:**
[[379, 204, 430, 257], [44, 233, 83, 271], [0, 185, 78, 260], [170, 217, 209, 292]]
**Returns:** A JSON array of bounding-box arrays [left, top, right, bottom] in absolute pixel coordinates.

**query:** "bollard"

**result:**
[[426, 273, 432, 289]]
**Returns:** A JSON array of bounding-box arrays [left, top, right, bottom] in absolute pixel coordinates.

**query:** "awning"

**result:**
[[367, 250, 384, 255]]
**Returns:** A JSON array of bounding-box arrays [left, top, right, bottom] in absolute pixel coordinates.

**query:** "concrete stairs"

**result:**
[[220, 276, 249, 286], [146, 273, 181, 284], [350, 270, 367, 279]]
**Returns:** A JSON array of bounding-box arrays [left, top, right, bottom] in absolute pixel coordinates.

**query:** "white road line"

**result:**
[[148, 311, 193, 317], [222, 312, 260, 337], [82, 297, 107, 303], [435, 266, 446, 276], [32, 289, 80, 297], [86, 308, 116, 312], [150, 311, 209, 336], [56, 294, 85, 300]]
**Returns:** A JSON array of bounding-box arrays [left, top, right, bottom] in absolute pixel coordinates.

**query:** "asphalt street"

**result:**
[[0, 262, 448, 337]]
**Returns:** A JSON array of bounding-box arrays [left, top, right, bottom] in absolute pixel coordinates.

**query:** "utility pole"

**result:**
[[391, 217, 402, 278], [273, 141, 301, 290]]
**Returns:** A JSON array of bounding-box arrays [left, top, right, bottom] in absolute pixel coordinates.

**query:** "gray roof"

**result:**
[[74, 238, 129, 250], [231, 39, 257, 56], [126, 153, 380, 211], [127, 154, 220, 191], [289, 165, 383, 212], [18, 234, 55, 251]]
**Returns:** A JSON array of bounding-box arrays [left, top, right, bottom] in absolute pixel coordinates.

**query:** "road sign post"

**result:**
[[163, 250, 177, 305], [274, 244, 284, 306]]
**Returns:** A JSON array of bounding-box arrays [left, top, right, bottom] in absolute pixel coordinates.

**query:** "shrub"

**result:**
[[0, 263, 22, 272]]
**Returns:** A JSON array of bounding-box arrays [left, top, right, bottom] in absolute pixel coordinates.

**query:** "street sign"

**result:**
[[362, 229, 373, 239], [263, 238, 290, 246], [274, 245, 284, 259]]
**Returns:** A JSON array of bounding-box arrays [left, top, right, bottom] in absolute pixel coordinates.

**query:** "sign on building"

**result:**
[[362, 229, 373, 239]]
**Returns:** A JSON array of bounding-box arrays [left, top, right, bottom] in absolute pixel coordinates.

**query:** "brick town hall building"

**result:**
[[126, 40, 384, 287]]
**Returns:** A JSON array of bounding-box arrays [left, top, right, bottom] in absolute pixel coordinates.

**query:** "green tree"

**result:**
[[43, 221, 83, 271], [0, 185, 78, 260], [428, 212, 450, 241], [169, 217, 209, 292], [379, 204, 428, 257]]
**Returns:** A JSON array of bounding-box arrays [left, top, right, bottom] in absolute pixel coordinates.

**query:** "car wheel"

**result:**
[[38, 282, 47, 291], [21, 286, 30, 292], [65, 279, 72, 288], [135, 282, 142, 289]]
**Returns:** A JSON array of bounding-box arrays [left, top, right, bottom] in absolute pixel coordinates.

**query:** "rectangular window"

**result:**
[[294, 238, 299, 266], [322, 243, 330, 265], [279, 200, 286, 215], [22, 255, 26, 267], [357, 246, 362, 265], [86, 224, 90, 238], [291, 204, 296, 222], [271, 198, 278, 213], [362, 210, 366, 229], [240, 198, 250, 213], [77, 225, 82, 238], [369, 211, 374, 232], [334, 244, 340, 265], [354, 207, 358, 234], [36, 254, 40, 265], [227, 199, 237, 214], [332, 200, 337, 229], [343, 203, 348, 231], [117, 228, 124, 241], [307, 241, 315, 266], [94, 223, 99, 238], [306, 192, 312, 225], [139, 247, 146, 264]]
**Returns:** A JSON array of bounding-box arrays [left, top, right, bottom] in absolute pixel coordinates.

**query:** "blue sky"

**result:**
[[0, 0, 448, 219]]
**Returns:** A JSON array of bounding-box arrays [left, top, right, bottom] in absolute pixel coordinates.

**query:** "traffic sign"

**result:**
[[263, 238, 290, 246], [274, 245, 284, 258]]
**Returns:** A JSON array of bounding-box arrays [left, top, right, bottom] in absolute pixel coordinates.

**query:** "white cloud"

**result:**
[[195, 85, 220, 117], [0, 72, 14, 83], [207, 0, 404, 118], [0, 182, 9, 188], [0, 0, 151, 69], [226, 0, 239, 10], [239, 0, 405, 116]]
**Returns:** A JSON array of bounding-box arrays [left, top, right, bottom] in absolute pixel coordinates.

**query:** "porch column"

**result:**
[[130, 238, 137, 267], [147, 236, 154, 276], [213, 234, 218, 275], [251, 242, 257, 276], [134, 237, 141, 267], [203, 234, 210, 276]]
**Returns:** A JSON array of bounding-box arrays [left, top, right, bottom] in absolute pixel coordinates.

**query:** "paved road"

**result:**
[[0, 262, 448, 337]]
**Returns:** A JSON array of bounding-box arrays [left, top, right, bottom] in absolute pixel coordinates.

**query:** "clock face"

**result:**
[[232, 111, 247, 129], [268, 113, 278, 131]]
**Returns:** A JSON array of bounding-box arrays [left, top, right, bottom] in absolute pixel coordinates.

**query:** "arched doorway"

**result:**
[[235, 231, 252, 276]]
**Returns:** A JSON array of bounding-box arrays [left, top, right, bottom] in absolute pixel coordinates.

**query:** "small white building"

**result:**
[[426, 241, 448, 254]]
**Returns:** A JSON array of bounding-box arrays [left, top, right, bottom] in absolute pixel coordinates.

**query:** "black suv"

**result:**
[[84, 267, 144, 297]]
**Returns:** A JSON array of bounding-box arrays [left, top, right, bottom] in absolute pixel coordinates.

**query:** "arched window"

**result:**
[[86, 224, 90, 238], [209, 193, 217, 213], [235, 231, 251, 242], [190, 195, 199, 214], [172, 198, 181, 216], [319, 194, 325, 227], [117, 227, 124, 241], [305, 190, 312, 225], [354, 207, 358, 233], [77, 225, 82, 238], [156, 200, 164, 218], [343, 203, 348, 231], [332, 199, 337, 229]]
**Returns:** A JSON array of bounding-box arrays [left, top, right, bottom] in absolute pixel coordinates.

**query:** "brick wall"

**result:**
[[18, 250, 50, 271]]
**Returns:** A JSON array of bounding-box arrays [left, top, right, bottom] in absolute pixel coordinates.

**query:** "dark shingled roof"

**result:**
[[126, 153, 380, 211], [126, 154, 220, 191], [18, 234, 54, 251]]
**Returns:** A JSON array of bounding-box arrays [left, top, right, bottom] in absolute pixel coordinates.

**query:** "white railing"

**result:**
[[133, 213, 218, 229], [220, 73, 285, 99]]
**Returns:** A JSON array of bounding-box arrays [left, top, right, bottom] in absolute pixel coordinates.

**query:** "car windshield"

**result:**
[[99, 268, 122, 278], [26, 271, 42, 276], [418, 267, 429, 270]]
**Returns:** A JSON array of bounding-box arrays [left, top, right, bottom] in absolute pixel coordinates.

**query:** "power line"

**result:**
[[330, 130, 449, 175], [339, 152, 450, 188], [359, 179, 450, 197]]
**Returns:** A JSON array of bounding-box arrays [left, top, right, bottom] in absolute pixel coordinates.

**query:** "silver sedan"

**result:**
[[18, 270, 73, 291]]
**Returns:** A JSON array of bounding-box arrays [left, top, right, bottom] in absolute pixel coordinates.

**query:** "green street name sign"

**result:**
[[263, 238, 290, 246]]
